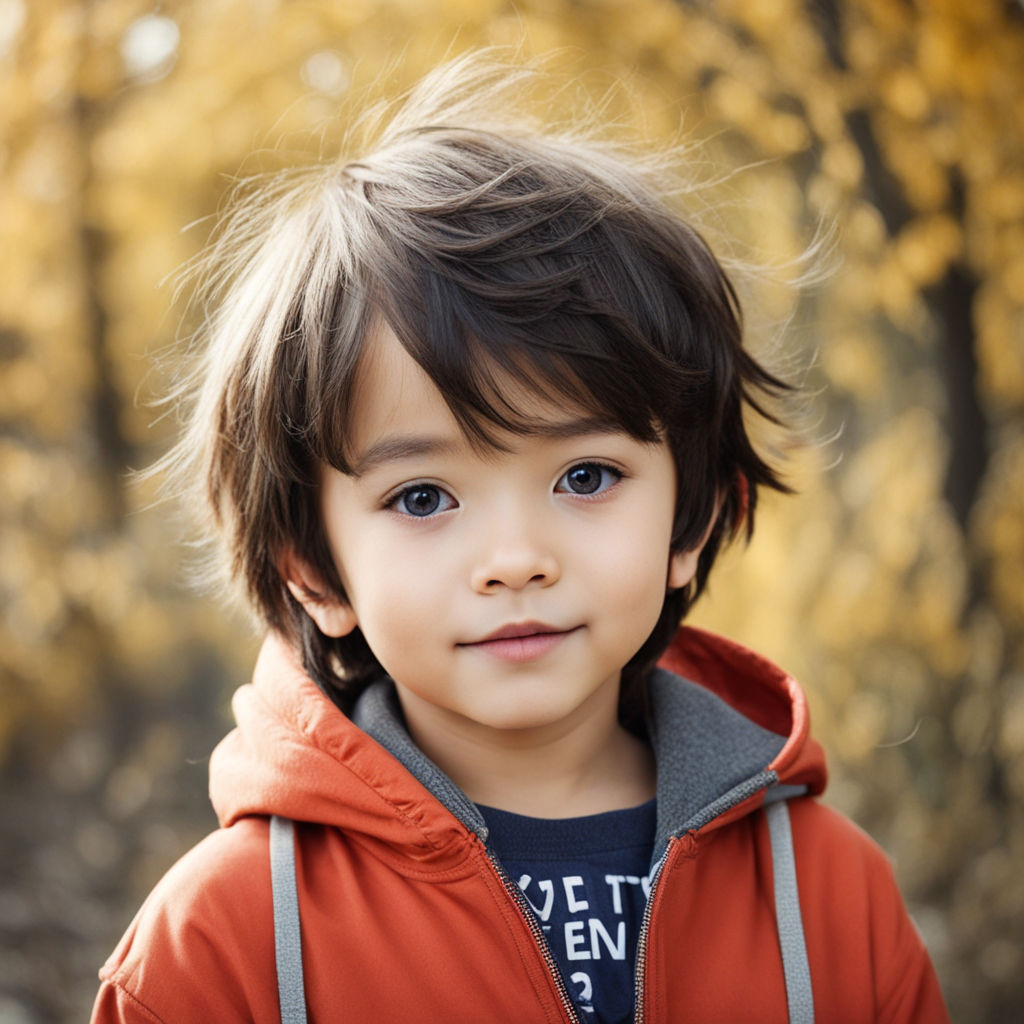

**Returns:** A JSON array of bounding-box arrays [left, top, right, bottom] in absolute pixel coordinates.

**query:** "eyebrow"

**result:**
[[349, 414, 624, 476], [350, 435, 458, 476]]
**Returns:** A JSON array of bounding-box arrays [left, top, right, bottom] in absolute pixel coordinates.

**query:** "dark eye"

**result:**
[[400, 486, 442, 517], [390, 484, 456, 518], [557, 463, 621, 496]]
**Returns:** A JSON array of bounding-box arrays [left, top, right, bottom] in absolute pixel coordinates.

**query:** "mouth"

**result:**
[[458, 621, 580, 663], [474, 621, 567, 643]]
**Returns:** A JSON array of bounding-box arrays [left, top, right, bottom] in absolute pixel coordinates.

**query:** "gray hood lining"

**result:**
[[645, 667, 788, 860], [353, 666, 791, 861], [353, 682, 488, 838]]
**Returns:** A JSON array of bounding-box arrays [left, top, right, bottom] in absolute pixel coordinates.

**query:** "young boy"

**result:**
[[92, 57, 948, 1023]]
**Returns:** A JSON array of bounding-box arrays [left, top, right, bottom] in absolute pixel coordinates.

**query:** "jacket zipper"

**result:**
[[485, 847, 583, 1024], [487, 835, 677, 1024], [632, 843, 674, 1024]]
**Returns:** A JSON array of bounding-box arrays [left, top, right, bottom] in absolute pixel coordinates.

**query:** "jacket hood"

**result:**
[[209, 626, 827, 866]]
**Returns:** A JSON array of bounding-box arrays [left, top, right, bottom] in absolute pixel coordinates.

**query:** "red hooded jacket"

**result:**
[[92, 627, 949, 1022]]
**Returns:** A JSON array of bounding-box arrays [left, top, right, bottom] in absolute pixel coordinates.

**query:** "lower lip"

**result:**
[[462, 629, 577, 663]]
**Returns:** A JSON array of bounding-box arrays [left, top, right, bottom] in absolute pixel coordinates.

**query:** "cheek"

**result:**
[[340, 534, 450, 637], [590, 530, 672, 624], [344, 573, 435, 684], [619, 555, 673, 625], [598, 495, 675, 574]]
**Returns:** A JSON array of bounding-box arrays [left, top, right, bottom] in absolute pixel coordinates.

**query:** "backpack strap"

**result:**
[[269, 815, 309, 1024], [765, 799, 815, 1024]]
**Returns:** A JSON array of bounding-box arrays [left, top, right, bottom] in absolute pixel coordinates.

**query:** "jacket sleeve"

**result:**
[[90, 819, 280, 1024], [91, 977, 168, 1024], [867, 844, 949, 1024], [788, 799, 950, 1023]]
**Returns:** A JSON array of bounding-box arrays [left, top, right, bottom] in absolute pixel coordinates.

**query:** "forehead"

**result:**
[[344, 321, 619, 469], [347, 322, 456, 449]]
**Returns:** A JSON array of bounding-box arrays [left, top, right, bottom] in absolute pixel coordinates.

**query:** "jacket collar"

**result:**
[[210, 626, 826, 868], [352, 626, 819, 865]]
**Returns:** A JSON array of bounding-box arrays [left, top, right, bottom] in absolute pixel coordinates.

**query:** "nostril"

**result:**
[[485, 571, 547, 589], [473, 552, 559, 593]]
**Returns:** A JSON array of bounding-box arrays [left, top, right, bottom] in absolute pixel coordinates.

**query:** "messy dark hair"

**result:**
[[163, 55, 793, 720]]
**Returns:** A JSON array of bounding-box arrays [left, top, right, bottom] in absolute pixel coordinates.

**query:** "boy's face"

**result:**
[[287, 323, 704, 746]]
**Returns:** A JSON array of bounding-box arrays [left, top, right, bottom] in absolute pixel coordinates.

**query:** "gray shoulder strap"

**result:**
[[269, 815, 309, 1024], [765, 799, 815, 1024]]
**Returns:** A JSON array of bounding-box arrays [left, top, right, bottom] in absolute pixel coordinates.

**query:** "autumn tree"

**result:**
[[1, 1, 1021, 1019]]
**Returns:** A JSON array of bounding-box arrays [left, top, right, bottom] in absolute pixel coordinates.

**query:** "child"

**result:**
[[92, 56, 948, 1023]]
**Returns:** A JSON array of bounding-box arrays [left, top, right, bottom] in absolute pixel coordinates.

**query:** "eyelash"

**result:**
[[383, 482, 456, 519], [383, 460, 625, 519], [554, 461, 624, 497]]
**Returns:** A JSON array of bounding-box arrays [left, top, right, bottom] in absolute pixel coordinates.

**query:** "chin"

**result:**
[[469, 697, 581, 735]]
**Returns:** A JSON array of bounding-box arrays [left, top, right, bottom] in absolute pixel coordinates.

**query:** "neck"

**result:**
[[395, 682, 656, 819]]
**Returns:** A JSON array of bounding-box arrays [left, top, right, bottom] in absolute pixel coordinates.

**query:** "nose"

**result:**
[[470, 523, 561, 594]]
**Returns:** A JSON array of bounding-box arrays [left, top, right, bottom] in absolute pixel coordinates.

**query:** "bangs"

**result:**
[[388, 292, 674, 454], [296, 127, 718, 474], [311, 217, 711, 471]]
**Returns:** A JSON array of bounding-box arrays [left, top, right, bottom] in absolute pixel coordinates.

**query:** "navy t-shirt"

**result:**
[[477, 800, 656, 1024]]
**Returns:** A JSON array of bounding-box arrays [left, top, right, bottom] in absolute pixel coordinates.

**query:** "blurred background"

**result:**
[[1, 0, 1022, 1020]]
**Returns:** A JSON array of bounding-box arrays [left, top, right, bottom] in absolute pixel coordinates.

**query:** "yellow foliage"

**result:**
[[895, 214, 963, 288], [975, 281, 1024, 407], [821, 138, 864, 190], [3, 0, 1024, 1018], [882, 67, 930, 121], [975, 438, 1024, 627], [875, 253, 924, 325], [837, 689, 889, 760], [978, 177, 1024, 222], [821, 333, 886, 399], [845, 200, 888, 250]]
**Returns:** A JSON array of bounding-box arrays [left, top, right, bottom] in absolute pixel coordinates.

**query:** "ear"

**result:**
[[280, 549, 358, 638], [667, 545, 702, 591], [667, 497, 723, 591]]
